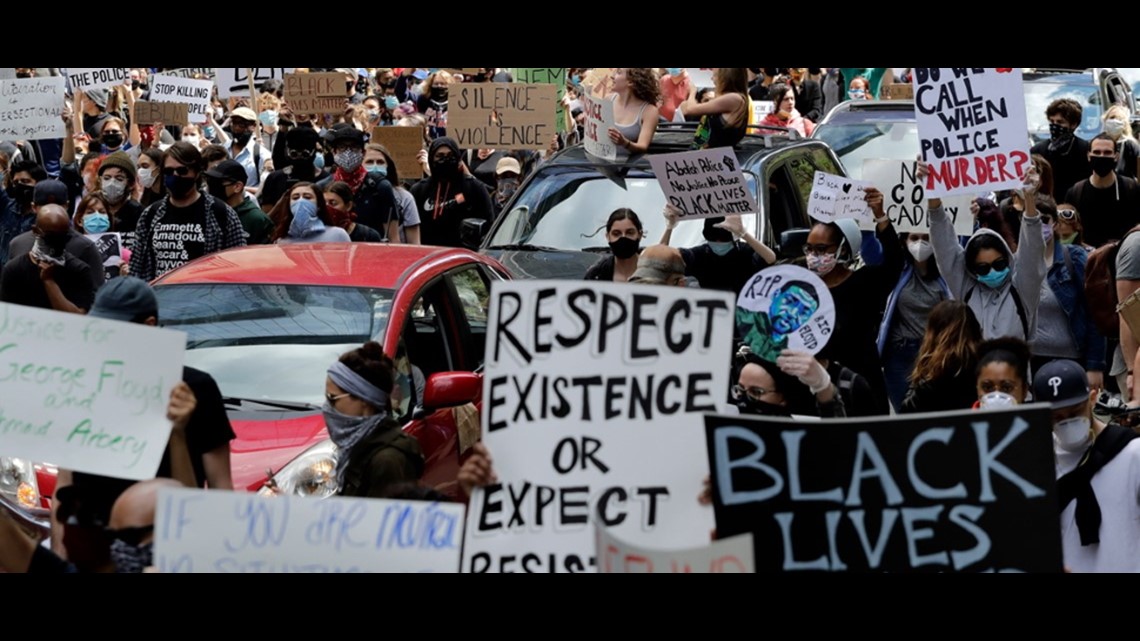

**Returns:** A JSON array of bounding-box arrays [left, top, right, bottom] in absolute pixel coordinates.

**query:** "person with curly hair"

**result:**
[[607, 68, 661, 157]]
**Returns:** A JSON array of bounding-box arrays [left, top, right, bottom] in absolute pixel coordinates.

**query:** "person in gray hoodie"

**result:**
[[926, 164, 1047, 342]]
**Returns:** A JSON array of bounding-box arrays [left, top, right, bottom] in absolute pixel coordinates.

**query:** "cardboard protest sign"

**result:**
[[648, 148, 758, 220], [449, 83, 557, 151], [284, 72, 345, 114], [886, 83, 914, 100], [0, 303, 185, 479], [88, 232, 123, 281], [597, 526, 754, 573], [581, 92, 617, 161], [149, 74, 213, 124], [736, 265, 835, 363], [0, 76, 66, 141], [705, 406, 1063, 573], [446, 68, 483, 74], [371, 125, 425, 179], [162, 68, 215, 80], [155, 488, 465, 573], [512, 68, 567, 133], [808, 171, 875, 224], [134, 100, 189, 126], [862, 160, 975, 236], [66, 67, 130, 92], [463, 281, 735, 573], [215, 68, 295, 98], [582, 68, 614, 98], [913, 68, 1031, 198]]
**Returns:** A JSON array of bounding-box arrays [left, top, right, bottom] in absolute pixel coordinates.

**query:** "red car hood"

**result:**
[[230, 412, 328, 492]]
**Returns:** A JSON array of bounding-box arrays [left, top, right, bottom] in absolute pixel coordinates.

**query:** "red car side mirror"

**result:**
[[422, 372, 480, 410]]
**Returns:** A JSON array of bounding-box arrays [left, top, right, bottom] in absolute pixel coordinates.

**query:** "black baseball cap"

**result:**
[[204, 160, 248, 184], [1032, 360, 1090, 410]]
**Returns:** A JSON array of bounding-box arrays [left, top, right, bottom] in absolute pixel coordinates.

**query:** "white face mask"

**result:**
[[183, 135, 200, 147], [1054, 416, 1093, 452], [1105, 118, 1126, 139], [137, 167, 156, 188], [979, 391, 1018, 410], [908, 239, 933, 263], [101, 177, 127, 204]]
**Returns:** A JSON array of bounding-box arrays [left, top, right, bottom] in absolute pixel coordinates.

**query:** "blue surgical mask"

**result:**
[[314, 153, 326, 171], [203, 126, 215, 139], [289, 198, 325, 237], [709, 241, 734, 257], [571, 74, 581, 86], [384, 96, 399, 110], [977, 267, 1010, 289], [366, 165, 387, 177], [83, 212, 111, 234], [1042, 225, 1053, 244], [849, 89, 866, 100], [666, 68, 682, 77], [259, 110, 278, 127]]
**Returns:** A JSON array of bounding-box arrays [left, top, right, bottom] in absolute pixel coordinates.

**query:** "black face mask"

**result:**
[[39, 231, 70, 252], [431, 87, 449, 101], [738, 398, 791, 417], [1091, 155, 1117, 178], [1049, 122, 1074, 142], [131, 79, 141, 90], [102, 132, 124, 149], [346, 81, 356, 93], [231, 130, 252, 146], [609, 236, 640, 260], [206, 178, 229, 201], [432, 155, 460, 179], [164, 173, 198, 198], [9, 183, 34, 205]]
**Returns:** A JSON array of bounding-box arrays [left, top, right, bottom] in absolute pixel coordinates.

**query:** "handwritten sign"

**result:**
[[751, 100, 775, 124], [512, 68, 567, 133], [581, 92, 617, 161], [808, 170, 875, 224], [215, 68, 295, 98], [449, 83, 557, 151], [886, 83, 914, 100], [0, 302, 185, 479], [284, 72, 345, 115], [463, 282, 734, 572], [66, 67, 130, 92], [154, 488, 465, 573], [149, 74, 213, 124], [134, 100, 189, 126], [862, 160, 975, 236], [647, 148, 758, 220], [597, 526, 754, 573], [371, 125, 425, 180], [0, 76, 66, 141], [736, 265, 835, 363], [88, 232, 122, 281], [162, 68, 215, 80], [705, 406, 1063, 573], [913, 68, 1031, 198]]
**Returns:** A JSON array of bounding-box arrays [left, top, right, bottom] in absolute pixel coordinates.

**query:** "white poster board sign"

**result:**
[[808, 170, 875, 223], [66, 67, 130, 92], [155, 488, 465, 573], [596, 526, 755, 573], [685, 68, 715, 89], [752, 100, 775, 123], [862, 159, 976, 236], [463, 281, 735, 572], [736, 265, 836, 363], [913, 67, 1031, 198], [648, 148, 759, 220], [581, 92, 617, 161], [0, 76, 66, 141], [0, 302, 185, 479], [215, 68, 295, 98], [149, 74, 214, 124]]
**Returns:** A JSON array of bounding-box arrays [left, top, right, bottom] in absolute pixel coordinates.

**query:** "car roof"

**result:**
[[153, 243, 495, 289], [818, 99, 915, 125]]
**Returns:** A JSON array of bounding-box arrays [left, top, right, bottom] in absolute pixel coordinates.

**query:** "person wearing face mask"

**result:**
[[416, 71, 453, 140], [95, 152, 144, 250], [259, 126, 329, 212], [257, 93, 282, 153], [136, 148, 166, 208], [223, 107, 270, 190], [411, 137, 494, 248], [0, 204, 96, 314], [269, 182, 351, 244], [801, 190, 902, 415], [973, 337, 1031, 410], [95, 117, 138, 158], [1101, 105, 1140, 180], [130, 142, 246, 282], [877, 231, 951, 412], [902, 300, 984, 414], [846, 76, 872, 101], [927, 163, 1046, 342], [1030, 198, 1106, 388], [731, 349, 846, 418], [0, 160, 46, 267], [317, 126, 396, 235], [327, 341, 424, 499], [1031, 359, 1140, 572], [362, 144, 420, 245], [491, 156, 522, 217], [585, 209, 646, 282], [838, 68, 890, 101], [336, 68, 366, 106], [1063, 133, 1140, 248], [659, 206, 776, 294], [659, 68, 691, 122], [179, 124, 205, 150], [205, 160, 273, 245], [4, 179, 105, 288], [1031, 99, 1092, 203], [323, 181, 382, 243], [74, 192, 130, 279]]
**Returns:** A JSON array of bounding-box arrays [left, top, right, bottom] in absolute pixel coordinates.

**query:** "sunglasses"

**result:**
[[1058, 209, 1077, 221], [105, 524, 154, 547], [163, 166, 193, 177], [971, 257, 1010, 276]]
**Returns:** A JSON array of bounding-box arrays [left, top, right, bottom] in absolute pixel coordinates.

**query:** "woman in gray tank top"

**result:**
[[606, 68, 661, 158]]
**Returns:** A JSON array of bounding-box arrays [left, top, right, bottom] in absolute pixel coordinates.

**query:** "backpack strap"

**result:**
[[1056, 424, 1139, 546]]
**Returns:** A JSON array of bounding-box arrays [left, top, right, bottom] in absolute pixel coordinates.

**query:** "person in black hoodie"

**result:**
[[410, 137, 493, 247], [1031, 98, 1091, 203], [258, 126, 329, 211]]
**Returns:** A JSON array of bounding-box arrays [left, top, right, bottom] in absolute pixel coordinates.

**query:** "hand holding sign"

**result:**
[[737, 265, 835, 363], [808, 171, 875, 223]]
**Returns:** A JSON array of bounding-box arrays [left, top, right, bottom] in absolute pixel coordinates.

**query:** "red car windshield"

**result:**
[[156, 284, 395, 406]]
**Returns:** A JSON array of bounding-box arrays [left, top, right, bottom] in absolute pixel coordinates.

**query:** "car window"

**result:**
[[448, 266, 491, 371], [764, 164, 803, 242], [404, 279, 456, 379], [813, 121, 918, 179], [392, 337, 420, 422], [1024, 81, 1102, 141]]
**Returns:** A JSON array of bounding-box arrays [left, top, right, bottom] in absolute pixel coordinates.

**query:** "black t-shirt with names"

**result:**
[[112, 200, 144, 251], [152, 199, 208, 275]]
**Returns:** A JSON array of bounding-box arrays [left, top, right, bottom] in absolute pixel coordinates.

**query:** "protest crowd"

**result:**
[[1, 67, 1138, 574]]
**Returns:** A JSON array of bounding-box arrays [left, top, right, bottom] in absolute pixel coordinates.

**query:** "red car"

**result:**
[[5, 243, 507, 530]]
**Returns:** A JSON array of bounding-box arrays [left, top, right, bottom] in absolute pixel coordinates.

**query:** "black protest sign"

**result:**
[[705, 407, 1062, 573]]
